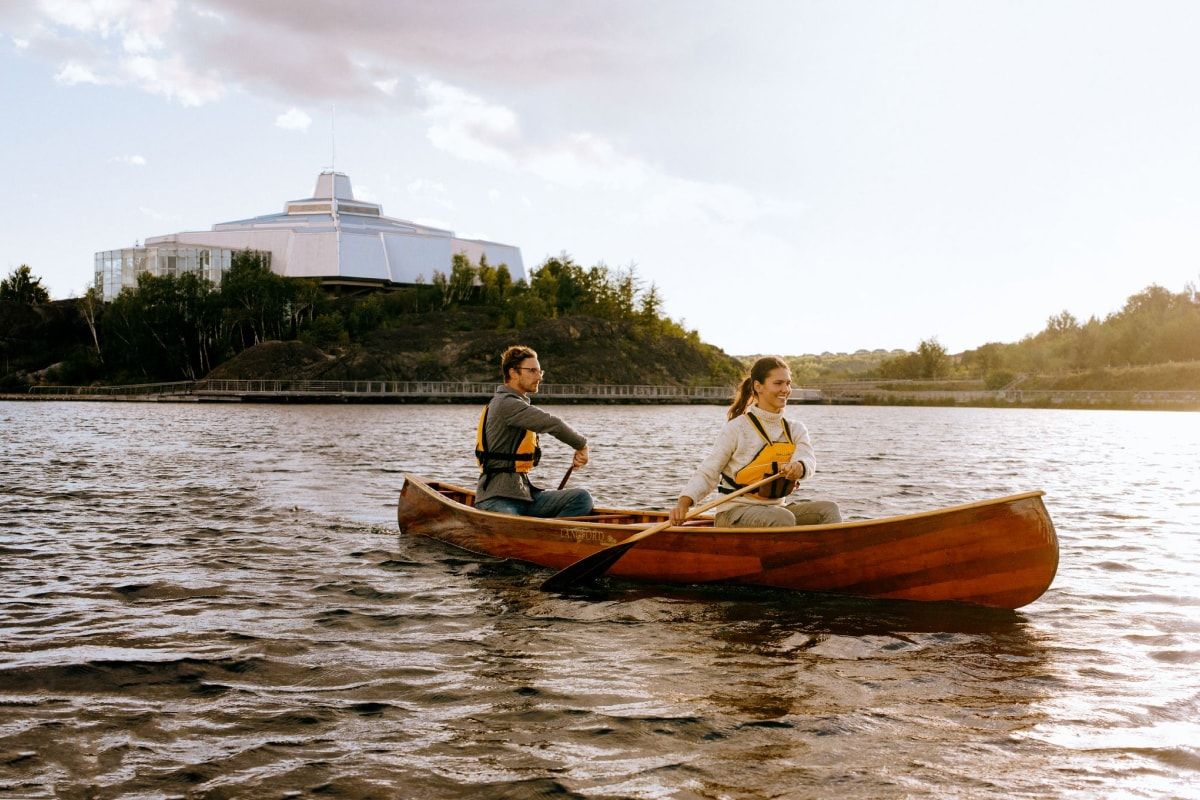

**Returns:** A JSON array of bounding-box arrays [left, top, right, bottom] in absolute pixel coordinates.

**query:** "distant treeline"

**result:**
[[4, 260, 1198, 390], [798, 282, 1200, 388], [0, 252, 705, 387], [964, 283, 1200, 382]]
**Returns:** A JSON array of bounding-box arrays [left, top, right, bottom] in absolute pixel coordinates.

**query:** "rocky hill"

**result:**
[[205, 310, 744, 385]]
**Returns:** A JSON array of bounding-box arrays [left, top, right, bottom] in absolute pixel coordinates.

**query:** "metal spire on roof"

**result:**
[[330, 104, 341, 279]]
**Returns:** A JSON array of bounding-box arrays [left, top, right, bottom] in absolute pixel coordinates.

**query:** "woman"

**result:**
[[669, 356, 841, 528]]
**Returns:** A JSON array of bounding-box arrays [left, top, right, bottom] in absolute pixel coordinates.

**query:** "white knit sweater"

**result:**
[[679, 406, 817, 510]]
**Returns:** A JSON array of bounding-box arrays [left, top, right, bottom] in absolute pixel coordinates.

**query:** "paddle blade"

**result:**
[[540, 541, 636, 592]]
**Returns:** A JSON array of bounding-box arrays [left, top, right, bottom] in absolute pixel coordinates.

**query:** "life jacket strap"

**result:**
[[474, 448, 540, 463], [746, 412, 793, 445]]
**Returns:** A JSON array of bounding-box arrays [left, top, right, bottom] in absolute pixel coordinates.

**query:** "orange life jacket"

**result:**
[[475, 404, 540, 486], [718, 412, 797, 499]]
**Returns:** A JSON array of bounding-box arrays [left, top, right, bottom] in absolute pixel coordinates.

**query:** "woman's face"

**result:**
[[754, 366, 792, 413]]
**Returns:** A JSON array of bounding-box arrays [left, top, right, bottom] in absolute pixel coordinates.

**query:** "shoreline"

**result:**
[[4, 384, 1197, 411]]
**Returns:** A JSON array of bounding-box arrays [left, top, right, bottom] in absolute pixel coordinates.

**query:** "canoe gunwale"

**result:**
[[400, 473, 1048, 537]]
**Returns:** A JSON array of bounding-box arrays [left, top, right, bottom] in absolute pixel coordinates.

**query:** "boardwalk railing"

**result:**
[[18, 380, 1198, 407], [194, 379, 737, 401], [817, 383, 1200, 407], [27, 381, 196, 397], [24, 380, 742, 402]]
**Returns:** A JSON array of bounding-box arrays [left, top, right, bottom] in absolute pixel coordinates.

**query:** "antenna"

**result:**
[[330, 103, 341, 278]]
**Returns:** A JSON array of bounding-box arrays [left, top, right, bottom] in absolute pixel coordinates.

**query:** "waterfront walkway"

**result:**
[[17, 379, 746, 404], [6, 379, 1197, 409]]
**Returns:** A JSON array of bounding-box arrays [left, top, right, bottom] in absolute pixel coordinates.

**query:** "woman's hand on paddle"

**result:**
[[779, 461, 806, 481], [572, 445, 590, 469], [669, 497, 693, 526]]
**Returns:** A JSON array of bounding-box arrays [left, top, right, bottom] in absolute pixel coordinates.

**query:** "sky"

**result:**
[[2, 0, 1199, 356]]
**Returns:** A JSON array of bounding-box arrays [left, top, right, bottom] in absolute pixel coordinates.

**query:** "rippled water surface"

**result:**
[[2, 401, 1198, 799]]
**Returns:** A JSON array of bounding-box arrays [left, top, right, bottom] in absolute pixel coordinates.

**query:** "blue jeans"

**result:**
[[476, 488, 594, 518]]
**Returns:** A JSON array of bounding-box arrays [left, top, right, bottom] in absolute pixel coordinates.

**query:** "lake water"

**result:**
[[1, 401, 1197, 799]]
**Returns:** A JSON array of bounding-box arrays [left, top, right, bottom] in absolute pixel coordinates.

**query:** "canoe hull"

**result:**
[[396, 475, 1059, 609]]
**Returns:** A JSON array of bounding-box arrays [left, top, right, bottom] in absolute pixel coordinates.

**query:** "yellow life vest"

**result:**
[[719, 412, 797, 500], [474, 404, 540, 485]]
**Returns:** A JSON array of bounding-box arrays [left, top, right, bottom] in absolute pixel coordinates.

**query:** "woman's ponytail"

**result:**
[[727, 376, 755, 420]]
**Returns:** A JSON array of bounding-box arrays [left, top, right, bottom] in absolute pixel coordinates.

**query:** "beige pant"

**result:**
[[715, 500, 842, 528]]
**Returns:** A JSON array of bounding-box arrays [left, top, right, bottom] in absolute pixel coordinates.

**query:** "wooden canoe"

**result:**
[[396, 474, 1059, 609]]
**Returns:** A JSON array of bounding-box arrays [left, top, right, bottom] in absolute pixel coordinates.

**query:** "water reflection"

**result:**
[[2, 401, 1197, 799], [448, 564, 1056, 797]]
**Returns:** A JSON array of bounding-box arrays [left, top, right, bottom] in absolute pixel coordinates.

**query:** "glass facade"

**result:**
[[94, 246, 264, 300]]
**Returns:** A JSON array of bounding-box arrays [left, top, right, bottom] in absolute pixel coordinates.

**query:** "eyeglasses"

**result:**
[[517, 367, 545, 376]]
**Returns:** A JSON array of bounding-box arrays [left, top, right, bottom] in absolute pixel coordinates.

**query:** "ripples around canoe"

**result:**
[[1, 402, 1197, 799]]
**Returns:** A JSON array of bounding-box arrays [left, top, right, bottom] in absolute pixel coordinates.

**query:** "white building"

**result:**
[[95, 171, 525, 300]]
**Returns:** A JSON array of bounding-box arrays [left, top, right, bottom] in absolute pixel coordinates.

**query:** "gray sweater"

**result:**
[[475, 385, 588, 503]]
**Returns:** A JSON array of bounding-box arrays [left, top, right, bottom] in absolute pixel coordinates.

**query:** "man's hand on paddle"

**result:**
[[572, 445, 590, 469]]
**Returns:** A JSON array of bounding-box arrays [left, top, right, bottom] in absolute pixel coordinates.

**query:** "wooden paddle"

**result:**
[[540, 472, 783, 591], [557, 466, 574, 491]]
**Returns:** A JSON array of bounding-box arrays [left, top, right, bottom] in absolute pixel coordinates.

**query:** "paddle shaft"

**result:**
[[604, 472, 783, 547], [557, 466, 574, 491], [540, 472, 783, 591]]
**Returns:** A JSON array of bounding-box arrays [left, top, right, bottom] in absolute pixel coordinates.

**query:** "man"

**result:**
[[473, 345, 593, 517]]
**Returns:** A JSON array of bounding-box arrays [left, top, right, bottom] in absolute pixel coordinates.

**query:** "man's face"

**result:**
[[510, 357, 544, 395]]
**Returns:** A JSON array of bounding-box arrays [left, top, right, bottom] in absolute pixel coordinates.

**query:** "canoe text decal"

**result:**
[[560, 527, 618, 545]]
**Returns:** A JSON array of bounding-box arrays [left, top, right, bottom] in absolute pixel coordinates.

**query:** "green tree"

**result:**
[[299, 312, 348, 348], [448, 253, 477, 305], [221, 250, 292, 348], [431, 270, 451, 308], [477, 259, 499, 305], [102, 271, 222, 380], [0, 265, 50, 304], [639, 283, 663, 321], [973, 342, 1004, 376], [1045, 310, 1080, 336], [495, 264, 513, 299], [78, 285, 104, 363], [877, 351, 922, 379], [917, 338, 949, 378]]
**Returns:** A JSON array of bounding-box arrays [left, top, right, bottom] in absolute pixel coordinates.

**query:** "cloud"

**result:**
[[275, 107, 312, 131], [121, 53, 223, 106], [415, 76, 794, 236], [525, 133, 650, 191], [110, 154, 148, 166], [190, 0, 669, 94], [37, 0, 176, 53], [11, 4, 791, 238], [4, 1, 685, 109], [12, 0, 223, 105], [419, 78, 519, 168], [55, 60, 105, 85]]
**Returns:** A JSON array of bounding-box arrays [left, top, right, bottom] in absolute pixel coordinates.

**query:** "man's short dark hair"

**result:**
[[501, 345, 538, 381]]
